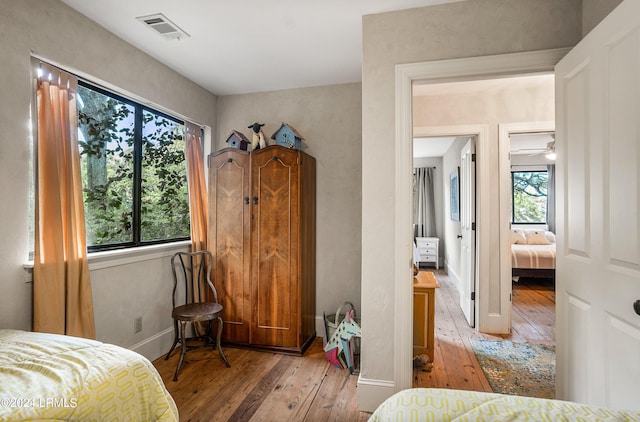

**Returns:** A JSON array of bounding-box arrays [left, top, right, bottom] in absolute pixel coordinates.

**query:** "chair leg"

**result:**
[[173, 321, 187, 381], [216, 316, 230, 368], [206, 320, 215, 346], [165, 319, 179, 361]]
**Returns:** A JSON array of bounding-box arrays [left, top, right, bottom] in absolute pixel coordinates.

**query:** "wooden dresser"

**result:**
[[413, 271, 439, 368]]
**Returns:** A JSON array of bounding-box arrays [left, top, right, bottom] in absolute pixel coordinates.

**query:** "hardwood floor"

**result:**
[[508, 277, 555, 345], [153, 270, 554, 421], [414, 269, 555, 389], [153, 337, 371, 421]]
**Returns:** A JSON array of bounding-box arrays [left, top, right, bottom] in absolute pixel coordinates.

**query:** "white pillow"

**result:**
[[545, 231, 556, 243], [511, 229, 527, 244], [525, 229, 552, 245]]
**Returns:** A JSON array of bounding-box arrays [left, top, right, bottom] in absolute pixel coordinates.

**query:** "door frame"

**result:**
[[393, 48, 570, 391], [413, 126, 484, 327], [498, 120, 556, 334]]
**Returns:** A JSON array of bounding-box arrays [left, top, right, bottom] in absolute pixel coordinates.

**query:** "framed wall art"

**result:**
[[450, 168, 460, 221]]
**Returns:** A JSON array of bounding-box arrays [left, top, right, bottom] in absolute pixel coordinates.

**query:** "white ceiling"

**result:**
[[414, 137, 457, 158], [59, 0, 464, 96]]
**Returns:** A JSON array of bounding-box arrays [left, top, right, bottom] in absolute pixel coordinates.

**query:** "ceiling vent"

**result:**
[[136, 13, 189, 40]]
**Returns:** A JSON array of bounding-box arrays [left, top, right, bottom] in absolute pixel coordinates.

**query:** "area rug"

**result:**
[[469, 339, 555, 399]]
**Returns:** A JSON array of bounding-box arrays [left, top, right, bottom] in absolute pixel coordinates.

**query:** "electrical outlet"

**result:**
[[134, 317, 142, 333], [24, 268, 33, 283]]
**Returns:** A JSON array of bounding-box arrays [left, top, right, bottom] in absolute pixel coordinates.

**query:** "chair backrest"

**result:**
[[170, 251, 218, 308]]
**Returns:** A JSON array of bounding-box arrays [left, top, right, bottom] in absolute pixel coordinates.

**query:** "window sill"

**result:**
[[23, 240, 192, 274], [87, 241, 192, 270]]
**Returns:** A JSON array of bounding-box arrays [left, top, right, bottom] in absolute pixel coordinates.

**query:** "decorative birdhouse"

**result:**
[[271, 122, 304, 150], [225, 130, 250, 150]]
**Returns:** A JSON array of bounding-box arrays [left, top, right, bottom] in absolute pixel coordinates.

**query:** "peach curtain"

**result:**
[[33, 62, 96, 339], [184, 123, 208, 305], [185, 123, 208, 253]]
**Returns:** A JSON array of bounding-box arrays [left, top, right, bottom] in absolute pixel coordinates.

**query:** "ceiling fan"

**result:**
[[510, 134, 556, 160]]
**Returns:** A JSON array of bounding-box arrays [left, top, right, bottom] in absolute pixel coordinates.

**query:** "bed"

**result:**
[[511, 228, 556, 279], [369, 388, 640, 421], [0, 329, 178, 421]]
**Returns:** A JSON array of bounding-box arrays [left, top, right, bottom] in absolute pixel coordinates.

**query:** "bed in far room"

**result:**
[[511, 228, 556, 280], [0, 329, 178, 421]]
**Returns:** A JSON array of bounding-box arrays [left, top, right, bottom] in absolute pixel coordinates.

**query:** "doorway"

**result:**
[[412, 74, 555, 332], [413, 133, 478, 328], [498, 121, 556, 334], [393, 48, 569, 391]]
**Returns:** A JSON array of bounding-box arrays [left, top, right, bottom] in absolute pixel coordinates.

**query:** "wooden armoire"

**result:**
[[208, 145, 316, 355]]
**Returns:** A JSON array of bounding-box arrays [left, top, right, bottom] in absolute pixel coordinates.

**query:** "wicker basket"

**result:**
[[323, 302, 361, 354]]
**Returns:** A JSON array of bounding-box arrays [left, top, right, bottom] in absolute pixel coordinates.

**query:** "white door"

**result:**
[[555, 0, 640, 410], [459, 138, 476, 327]]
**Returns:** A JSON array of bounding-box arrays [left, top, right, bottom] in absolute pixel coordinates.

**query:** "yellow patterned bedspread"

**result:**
[[369, 388, 640, 421], [0, 329, 178, 421]]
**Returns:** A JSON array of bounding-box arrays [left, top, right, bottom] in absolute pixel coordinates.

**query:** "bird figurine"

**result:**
[[248, 122, 267, 150]]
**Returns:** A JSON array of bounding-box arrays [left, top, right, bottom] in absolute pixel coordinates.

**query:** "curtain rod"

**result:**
[[30, 52, 205, 129]]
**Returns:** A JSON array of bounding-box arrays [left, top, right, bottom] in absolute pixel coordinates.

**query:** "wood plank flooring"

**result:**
[[153, 337, 371, 421], [153, 270, 555, 421], [414, 269, 555, 389]]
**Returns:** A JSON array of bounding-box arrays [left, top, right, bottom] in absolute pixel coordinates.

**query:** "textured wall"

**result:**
[[0, 0, 216, 361], [581, 0, 624, 37], [216, 83, 363, 324]]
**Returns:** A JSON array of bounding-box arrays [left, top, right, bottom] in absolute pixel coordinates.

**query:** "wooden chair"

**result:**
[[165, 251, 230, 381]]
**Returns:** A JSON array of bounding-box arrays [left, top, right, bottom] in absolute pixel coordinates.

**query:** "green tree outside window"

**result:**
[[77, 83, 189, 250], [511, 171, 548, 224]]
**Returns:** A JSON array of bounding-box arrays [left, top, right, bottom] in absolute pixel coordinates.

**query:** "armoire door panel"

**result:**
[[251, 148, 300, 347], [208, 149, 251, 343]]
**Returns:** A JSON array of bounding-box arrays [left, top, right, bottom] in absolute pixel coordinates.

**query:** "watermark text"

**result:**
[[0, 396, 77, 408]]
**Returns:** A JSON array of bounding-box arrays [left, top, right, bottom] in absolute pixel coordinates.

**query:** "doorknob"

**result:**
[[457, 234, 462, 239], [634, 300, 640, 316]]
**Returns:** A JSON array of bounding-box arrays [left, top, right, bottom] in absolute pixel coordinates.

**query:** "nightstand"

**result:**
[[415, 237, 439, 270]]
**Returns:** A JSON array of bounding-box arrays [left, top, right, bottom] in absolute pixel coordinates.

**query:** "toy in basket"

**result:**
[[323, 302, 360, 343], [323, 308, 361, 374]]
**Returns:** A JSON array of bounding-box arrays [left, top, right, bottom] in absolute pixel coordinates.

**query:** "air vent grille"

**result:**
[[136, 13, 189, 40]]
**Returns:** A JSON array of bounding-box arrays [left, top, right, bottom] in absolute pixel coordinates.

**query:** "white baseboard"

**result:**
[[129, 327, 174, 362], [142, 319, 326, 362], [136, 318, 325, 365], [320, 315, 396, 412], [357, 376, 395, 412], [447, 262, 461, 291], [315, 315, 327, 341]]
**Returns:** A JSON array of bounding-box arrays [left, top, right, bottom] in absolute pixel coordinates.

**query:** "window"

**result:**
[[77, 81, 190, 251], [511, 170, 548, 224]]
